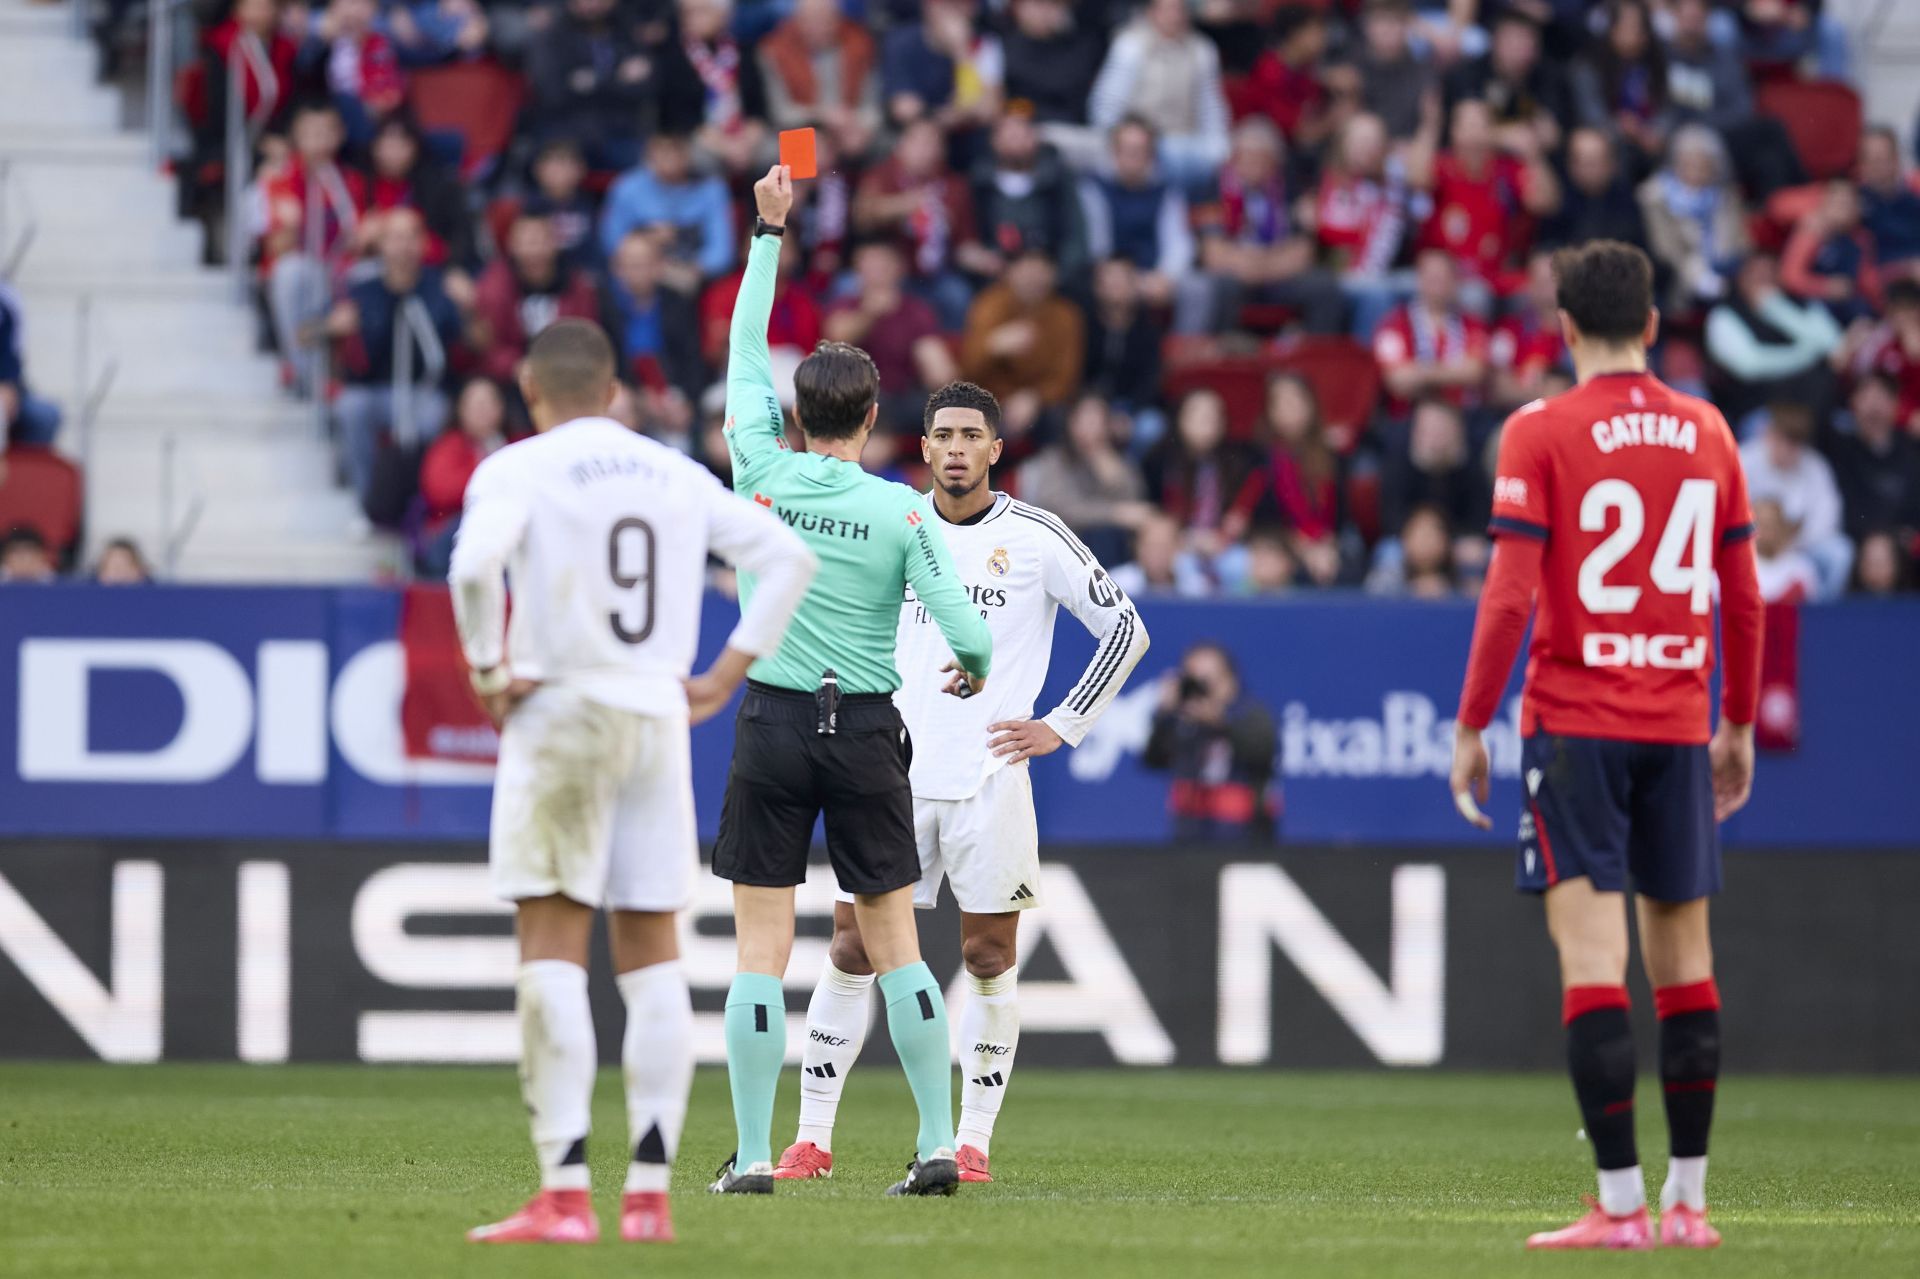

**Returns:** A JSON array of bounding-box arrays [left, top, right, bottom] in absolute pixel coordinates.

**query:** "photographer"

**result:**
[[1143, 642, 1278, 843]]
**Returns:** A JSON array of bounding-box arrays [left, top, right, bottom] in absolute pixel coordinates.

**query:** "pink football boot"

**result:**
[[1525, 1197, 1653, 1251], [957, 1145, 993, 1184], [1660, 1203, 1723, 1249], [773, 1141, 834, 1180], [467, 1189, 599, 1244], [620, 1191, 675, 1243]]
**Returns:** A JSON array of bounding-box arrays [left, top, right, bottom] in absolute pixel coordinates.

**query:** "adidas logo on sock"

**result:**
[[804, 1063, 838, 1079], [969, 1071, 1005, 1087], [1009, 883, 1034, 902]]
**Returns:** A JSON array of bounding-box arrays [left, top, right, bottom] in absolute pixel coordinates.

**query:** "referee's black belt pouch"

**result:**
[[744, 681, 900, 731]]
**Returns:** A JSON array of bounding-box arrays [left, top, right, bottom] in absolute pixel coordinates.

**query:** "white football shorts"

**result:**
[[836, 763, 1041, 913], [489, 685, 698, 912]]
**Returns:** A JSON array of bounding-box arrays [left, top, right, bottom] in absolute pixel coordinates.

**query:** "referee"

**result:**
[[709, 165, 993, 1199]]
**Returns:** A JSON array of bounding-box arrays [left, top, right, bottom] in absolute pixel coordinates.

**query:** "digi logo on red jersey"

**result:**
[[1582, 632, 1708, 670], [1494, 476, 1529, 507]]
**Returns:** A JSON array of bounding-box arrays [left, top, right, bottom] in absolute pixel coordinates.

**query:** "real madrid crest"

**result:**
[[987, 547, 1010, 577]]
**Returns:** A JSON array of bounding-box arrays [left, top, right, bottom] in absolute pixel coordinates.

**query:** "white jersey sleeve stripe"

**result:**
[[1068, 608, 1135, 713]]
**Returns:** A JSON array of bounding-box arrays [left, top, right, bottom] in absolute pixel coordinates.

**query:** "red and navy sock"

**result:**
[[1655, 979, 1720, 1159], [1564, 985, 1639, 1172]]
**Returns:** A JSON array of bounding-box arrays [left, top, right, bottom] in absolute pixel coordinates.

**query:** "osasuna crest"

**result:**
[[987, 547, 1010, 577]]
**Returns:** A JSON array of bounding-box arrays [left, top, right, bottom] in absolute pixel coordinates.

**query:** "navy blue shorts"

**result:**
[[1516, 733, 1720, 903]]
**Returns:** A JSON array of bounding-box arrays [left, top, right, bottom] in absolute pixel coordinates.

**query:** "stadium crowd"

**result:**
[[5, 0, 1920, 602]]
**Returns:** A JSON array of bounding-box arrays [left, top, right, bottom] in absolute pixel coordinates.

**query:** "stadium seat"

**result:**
[[1277, 336, 1380, 453], [406, 60, 528, 181], [0, 446, 84, 560], [1756, 80, 1862, 182]]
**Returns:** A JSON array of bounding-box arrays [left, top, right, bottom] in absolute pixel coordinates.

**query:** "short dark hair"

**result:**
[[794, 341, 881, 440], [1886, 279, 1920, 312], [923, 380, 1002, 435], [526, 318, 617, 409], [2, 525, 48, 554], [1553, 240, 1654, 343], [1767, 401, 1816, 444]]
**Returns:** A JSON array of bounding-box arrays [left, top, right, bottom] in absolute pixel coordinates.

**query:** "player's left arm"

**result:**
[[1711, 432, 1763, 821], [446, 458, 535, 725], [992, 525, 1151, 764]]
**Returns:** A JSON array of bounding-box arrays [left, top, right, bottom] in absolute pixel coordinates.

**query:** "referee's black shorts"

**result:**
[[712, 681, 918, 895]]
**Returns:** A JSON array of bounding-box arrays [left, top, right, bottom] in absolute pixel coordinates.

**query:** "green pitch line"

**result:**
[[0, 1065, 1915, 1278]]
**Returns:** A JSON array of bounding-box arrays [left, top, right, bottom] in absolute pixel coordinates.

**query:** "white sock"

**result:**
[[1661, 1155, 1708, 1212], [1597, 1165, 1646, 1216], [956, 965, 1020, 1156], [517, 960, 595, 1191], [617, 960, 693, 1194], [794, 962, 875, 1152]]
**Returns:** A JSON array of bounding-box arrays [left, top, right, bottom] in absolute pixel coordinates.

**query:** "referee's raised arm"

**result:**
[[722, 166, 793, 489]]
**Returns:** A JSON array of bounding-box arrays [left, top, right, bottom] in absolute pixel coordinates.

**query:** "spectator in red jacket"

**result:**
[[261, 101, 369, 394], [201, 0, 301, 142], [1781, 178, 1883, 326], [824, 240, 958, 432], [1417, 96, 1560, 305], [363, 116, 475, 269], [472, 214, 603, 384], [698, 231, 822, 372], [1312, 105, 1437, 338], [1235, 3, 1336, 153], [297, 0, 404, 147], [415, 376, 512, 576], [854, 117, 990, 327], [1373, 247, 1491, 419], [1488, 249, 1568, 410]]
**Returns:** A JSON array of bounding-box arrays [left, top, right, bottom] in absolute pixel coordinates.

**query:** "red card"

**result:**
[[778, 128, 818, 179]]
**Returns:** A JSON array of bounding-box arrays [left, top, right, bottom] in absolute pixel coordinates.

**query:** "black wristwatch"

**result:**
[[753, 217, 786, 239]]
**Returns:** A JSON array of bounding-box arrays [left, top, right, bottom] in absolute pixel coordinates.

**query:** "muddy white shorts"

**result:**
[[489, 685, 697, 911], [836, 763, 1040, 913]]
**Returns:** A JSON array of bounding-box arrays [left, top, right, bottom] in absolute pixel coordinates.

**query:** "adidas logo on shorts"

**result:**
[[1009, 883, 1034, 902]]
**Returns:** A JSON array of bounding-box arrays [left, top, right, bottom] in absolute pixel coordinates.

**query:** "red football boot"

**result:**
[[620, 1190, 674, 1242], [467, 1189, 599, 1244], [1660, 1203, 1722, 1249], [773, 1141, 833, 1180], [1525, 1197, 1653, 1251], [957, 1145, 993, 1184]]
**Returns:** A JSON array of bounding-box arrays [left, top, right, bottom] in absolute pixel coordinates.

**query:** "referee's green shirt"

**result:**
[[723, 233, 992, 695]]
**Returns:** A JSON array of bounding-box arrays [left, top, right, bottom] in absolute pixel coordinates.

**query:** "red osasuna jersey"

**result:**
[[1481, 371, 1755, 744]]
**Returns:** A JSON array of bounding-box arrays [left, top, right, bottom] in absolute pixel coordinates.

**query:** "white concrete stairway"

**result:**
[[0, 0, 386, 581]]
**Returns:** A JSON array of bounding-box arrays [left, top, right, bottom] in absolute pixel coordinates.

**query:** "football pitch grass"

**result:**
[[2, 1065, 1915, 1278]]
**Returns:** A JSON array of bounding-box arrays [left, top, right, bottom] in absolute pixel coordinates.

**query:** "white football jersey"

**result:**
[[894, 494, 1150, 801], [449, 416, 815, 716]]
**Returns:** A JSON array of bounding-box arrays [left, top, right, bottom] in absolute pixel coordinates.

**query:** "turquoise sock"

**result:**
[[723, 972, 786, 1169], [878, 962, 955, 1161]]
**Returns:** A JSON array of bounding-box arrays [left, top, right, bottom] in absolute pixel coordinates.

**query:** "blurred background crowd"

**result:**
[[5, 0, 1919, 603]]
